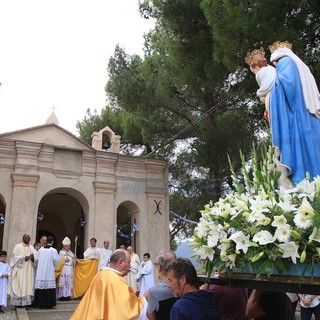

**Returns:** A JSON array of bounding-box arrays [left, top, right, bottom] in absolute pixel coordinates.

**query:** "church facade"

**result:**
[[0, 122, 169, 258]]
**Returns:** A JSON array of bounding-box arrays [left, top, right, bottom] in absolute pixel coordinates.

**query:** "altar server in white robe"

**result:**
[[83, 238, 100, 260], [33, 236, 60, 309], [0, 251, 10, 313], [136, 253, 154, 297]]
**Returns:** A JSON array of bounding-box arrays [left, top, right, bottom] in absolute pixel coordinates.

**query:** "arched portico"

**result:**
[[37, 188, 89, 255], [116, 201, 140, 251]]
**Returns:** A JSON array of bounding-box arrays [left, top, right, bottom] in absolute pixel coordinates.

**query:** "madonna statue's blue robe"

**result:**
[[270, 56, 320, 185]]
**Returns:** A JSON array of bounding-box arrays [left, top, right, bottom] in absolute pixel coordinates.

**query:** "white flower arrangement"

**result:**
[[192, 144, 320, 277]]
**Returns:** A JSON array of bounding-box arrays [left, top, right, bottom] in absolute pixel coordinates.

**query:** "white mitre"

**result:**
[[62, 237, 71, 245]]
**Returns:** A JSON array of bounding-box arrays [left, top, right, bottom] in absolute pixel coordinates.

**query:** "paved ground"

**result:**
[[25, 301, 79, 320], [0, 305, 17, 320], [0, 300, 79, 320], [1, 300, 307, 320]]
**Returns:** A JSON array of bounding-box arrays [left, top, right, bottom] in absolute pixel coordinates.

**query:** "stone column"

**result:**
[[92, 151, 118, 248], [5, 141, 41, 254], [143, 190, 169, 259], [93, 182, 117, 248], [7, 173, 39, 254], [142, 159, 169, 258]]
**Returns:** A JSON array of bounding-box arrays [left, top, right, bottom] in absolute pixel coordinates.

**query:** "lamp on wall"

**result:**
[[80, 214, 86, 227], [0, 214, 4, 225], [37, 212, 44, 221]]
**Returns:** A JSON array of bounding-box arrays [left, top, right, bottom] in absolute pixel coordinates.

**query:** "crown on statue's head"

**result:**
[[269, 40, 292, 53], [245, 48, 266, 65]]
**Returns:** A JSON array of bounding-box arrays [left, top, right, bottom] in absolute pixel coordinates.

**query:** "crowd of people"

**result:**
[[0, 233, 157, 314], [0, 234, 112, 311], [0, 234, 317, 319], [70, 244, 317, 320], [6, 234, 66, 310]]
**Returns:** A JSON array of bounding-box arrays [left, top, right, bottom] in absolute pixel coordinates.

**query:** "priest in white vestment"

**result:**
[[136, 253, 154, 297], [99, 240, 112, 270], [125, 246, 140, 291], [8, 234, 36, 306]]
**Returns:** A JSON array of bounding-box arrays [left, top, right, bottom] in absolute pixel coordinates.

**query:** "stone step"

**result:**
[[25, 300, 80, 320]]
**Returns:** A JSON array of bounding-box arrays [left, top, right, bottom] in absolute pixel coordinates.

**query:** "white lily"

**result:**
[[194, 245, 215, 261], [207, 228, 222, 248], [246, 211, 266, 224], [217, 241, 231, 255], [221, 253, 237, 268], [210, 198, 233, 219], [313, 176, 320, 190], [229, 231, 252, 254], [234, 193, 249, 210], [249, 196, 270, 213], [309, 227, 320, 243], [252, 230, 274, 245], [276, 198, 296, 213], [296, 197, 315, 217], [279, 241, 300, 264], [195, 222, 210, 239], [256, 216, 271, 226], [271, 215, 287, 228], [296, 179, 316, 200]]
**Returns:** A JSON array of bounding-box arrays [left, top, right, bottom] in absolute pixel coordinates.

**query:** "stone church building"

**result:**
[[0, 113, 169, 258]]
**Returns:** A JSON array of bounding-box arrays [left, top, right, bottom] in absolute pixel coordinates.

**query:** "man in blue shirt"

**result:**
[[166, 257, 220, 320]]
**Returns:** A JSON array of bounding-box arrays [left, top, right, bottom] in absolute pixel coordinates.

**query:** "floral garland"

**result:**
[[117, 223, 139, 239], [192, 144, 320, 277]]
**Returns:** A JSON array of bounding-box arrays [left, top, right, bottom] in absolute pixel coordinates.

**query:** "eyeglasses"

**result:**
[[154, 262, 160, 266]]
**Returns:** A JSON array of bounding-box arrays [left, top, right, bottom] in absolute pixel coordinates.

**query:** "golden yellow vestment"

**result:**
[[70, 268, 144, 320], [72, 259, 99, 298], [55, 257, 65, 279]]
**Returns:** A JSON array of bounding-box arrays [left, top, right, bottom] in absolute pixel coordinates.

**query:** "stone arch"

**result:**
[[116, 201, 140, 253], [37, 187, 89, 257], [0, 194, 5, 250]]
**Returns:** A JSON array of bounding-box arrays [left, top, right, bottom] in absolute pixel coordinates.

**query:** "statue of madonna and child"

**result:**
[[245, 40, 320, 187], [192, 41, 320, 293]]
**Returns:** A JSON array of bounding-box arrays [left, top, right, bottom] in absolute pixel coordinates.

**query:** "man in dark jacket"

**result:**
[[166, 257, 220, 320]]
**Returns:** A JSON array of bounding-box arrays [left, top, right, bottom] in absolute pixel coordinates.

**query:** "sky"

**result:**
[[0, 0, 154, 135]]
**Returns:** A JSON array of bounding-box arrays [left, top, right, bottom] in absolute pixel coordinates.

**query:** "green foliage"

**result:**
[[76, 108, 107, 144], [196, 106, 262, 178], [200, 0, 320, 75]]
